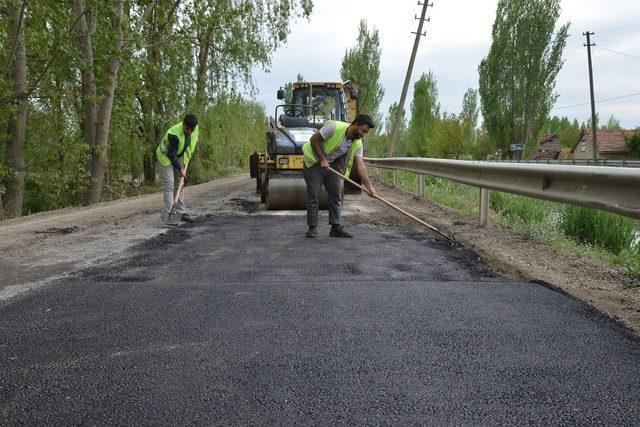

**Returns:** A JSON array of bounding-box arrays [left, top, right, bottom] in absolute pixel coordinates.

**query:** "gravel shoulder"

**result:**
[[0, 174, 249, 300]]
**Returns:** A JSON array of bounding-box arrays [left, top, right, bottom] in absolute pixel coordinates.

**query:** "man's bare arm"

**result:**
[[310, 131, 329, 170]]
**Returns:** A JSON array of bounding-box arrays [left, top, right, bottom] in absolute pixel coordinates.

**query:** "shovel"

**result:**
[[327, 166, 453, 241], [166, 165, 188, 226]]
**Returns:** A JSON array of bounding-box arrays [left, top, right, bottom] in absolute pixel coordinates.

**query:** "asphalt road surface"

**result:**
[[1, 196, 640, 424]]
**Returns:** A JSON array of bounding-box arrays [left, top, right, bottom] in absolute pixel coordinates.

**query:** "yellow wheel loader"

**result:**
[[249, 78, 361, 210]]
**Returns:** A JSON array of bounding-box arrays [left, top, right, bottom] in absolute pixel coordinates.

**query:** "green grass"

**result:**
[[489, 191, 553, 225], [378, 168, 640, 277], [558, 205, 637, 255]]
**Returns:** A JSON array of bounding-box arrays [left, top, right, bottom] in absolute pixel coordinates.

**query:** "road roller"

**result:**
[[250, 78, 361, 210]]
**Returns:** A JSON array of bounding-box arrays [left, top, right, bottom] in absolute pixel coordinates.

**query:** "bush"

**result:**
[[558, 205, 636, 255], [625, 131, 640, 159]]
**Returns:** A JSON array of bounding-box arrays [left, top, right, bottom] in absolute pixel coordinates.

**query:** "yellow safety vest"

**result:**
[[156, 122, 200, 167], [302, 121, 362, 177]]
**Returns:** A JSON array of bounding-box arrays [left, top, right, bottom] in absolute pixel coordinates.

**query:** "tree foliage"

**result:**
[[340, 20, 384, 130], [460, 88, 479, 143], [625, 131, 640, 159], [406, 71, 440, 157], [428, 113, 467, 159], [601, 115, 622, 130], [283, 73, 305, 104], [543, 115, 583, 149], [0, 0, 312, 217], [478, 0, 569, 158]]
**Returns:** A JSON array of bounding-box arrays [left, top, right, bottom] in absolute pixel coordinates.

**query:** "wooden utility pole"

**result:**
[[584, 31, 598, 162], [386, 1, 433, 158]]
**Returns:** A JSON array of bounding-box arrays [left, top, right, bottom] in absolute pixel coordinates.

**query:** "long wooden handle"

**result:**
[[172, 163, 189, 208], [327, 167, 452, 241]]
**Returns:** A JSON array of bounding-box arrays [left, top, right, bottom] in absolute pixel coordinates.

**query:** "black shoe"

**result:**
[[181, 213, 196, 222], [306, 226, 317, 238], [330, 225, 353, 238]]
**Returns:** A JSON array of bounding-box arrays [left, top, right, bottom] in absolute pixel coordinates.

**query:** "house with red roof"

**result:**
[[570, 129, 637, 160]]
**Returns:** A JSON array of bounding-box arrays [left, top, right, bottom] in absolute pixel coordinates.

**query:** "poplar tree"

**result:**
[[340, 20, 384, 130], [478, 0, 569, 157], [460, 88, 479, 144], [406, 71, 440, 157]]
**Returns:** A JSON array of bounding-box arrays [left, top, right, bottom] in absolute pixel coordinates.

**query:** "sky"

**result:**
[[251, 0, 640, 130]]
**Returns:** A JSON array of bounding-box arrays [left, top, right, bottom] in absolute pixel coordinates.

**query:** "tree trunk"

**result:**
[[74, 0, 124, 206], [188, 29, 212, 184], [139, 12, 165, 185], [2, 3, 28, 218]]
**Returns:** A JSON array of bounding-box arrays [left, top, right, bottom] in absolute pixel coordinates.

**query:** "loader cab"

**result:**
[[277, 82, 354, 129]]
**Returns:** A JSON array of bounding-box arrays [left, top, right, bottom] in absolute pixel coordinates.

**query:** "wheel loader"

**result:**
[[249, 77, 361, 210]]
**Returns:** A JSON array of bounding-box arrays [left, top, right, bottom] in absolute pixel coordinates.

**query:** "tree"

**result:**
[[72, 0, 156, 206], [478, 0, 569, 158], [1, 0, 28, 217], [340, 20, 384, 129], [625, 131, 640, 159], [284, 73, 305, 104], [543, 116, 582, 149], [365, 102, 407, 158], [460, 88, 479, 144], [601, 115, 622, 130], [428, 113, 467, 159], [186, 0, 313, 182], [406, 71, 440, 157], [0, 0, 311, 217]]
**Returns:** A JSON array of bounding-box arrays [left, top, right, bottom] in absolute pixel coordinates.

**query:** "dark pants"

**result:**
[[303, 162, 342, 227]]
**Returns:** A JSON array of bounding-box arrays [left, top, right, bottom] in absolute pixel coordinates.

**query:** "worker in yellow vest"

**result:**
[[156, 114, 199, 223], [302, 114, 378, 238]]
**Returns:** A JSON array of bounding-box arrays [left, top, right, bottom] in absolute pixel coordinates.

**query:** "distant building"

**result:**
[[571, 129, 637, 160], [509, 143, 524, 160], [533, 135, 560, 160]]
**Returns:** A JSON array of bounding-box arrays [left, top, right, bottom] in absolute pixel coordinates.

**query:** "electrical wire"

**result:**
[[600, 47, 640, 61], [553, 91, 640, 110]]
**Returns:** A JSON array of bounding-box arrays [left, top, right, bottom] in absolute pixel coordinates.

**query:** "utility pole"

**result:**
[[386, 1, 433, 158], [584, 31, 598, 162]]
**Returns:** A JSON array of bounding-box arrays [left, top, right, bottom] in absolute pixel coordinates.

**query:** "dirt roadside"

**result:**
[[1, 172, 638, 336], [0, 174, 249, 300], [345, 178, 640, 336]]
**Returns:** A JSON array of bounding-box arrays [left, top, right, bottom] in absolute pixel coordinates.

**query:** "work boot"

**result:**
[[306, 226, 317, 238], [329, 225, 353, 238], [180, 213, 196, 223]]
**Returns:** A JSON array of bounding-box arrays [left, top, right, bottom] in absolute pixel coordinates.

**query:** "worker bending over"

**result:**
[[156, 114, 199, 223], [302, 114, 378, 238]]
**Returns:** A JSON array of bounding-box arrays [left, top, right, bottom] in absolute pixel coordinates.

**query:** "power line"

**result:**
[[553, 91, 640, 110], [600, 47, 640, 61]]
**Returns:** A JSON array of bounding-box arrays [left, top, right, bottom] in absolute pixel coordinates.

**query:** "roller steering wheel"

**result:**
[[284, 107, 305, 117]]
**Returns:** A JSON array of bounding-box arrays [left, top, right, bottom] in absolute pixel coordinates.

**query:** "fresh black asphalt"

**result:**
[[1, 206, 640, 424]]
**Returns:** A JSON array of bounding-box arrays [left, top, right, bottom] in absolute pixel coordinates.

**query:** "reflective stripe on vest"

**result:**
[[302, 121, 362, 176], [156, 122, 200, 167]]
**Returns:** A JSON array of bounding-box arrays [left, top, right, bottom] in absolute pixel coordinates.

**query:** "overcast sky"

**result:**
[[252, 0, 640, 130]]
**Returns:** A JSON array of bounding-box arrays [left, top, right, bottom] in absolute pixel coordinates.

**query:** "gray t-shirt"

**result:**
[[319, 122, 363, 162]]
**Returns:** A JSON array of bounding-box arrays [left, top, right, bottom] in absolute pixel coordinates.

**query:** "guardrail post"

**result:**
[[623, 159, 627, 167], [480, 188, 489, 227], [419, 174, 424, 196], [392, 170, 397, 186]]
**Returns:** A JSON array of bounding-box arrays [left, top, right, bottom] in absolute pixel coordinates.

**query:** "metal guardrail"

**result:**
[[364, 157, 640, 225], [484, 159, 640, 168]]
